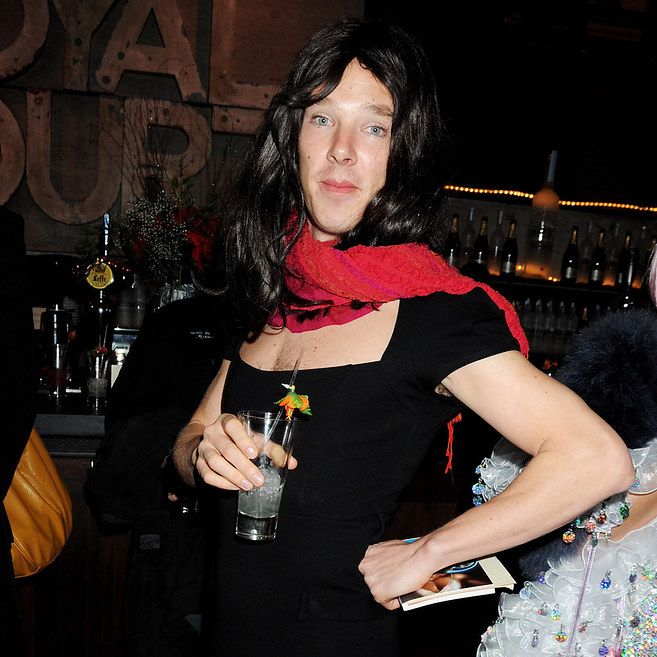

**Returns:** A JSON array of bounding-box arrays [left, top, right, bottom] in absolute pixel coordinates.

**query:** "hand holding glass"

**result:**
[[235, 411, 298, 541]]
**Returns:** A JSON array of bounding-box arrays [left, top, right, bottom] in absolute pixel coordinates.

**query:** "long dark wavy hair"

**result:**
[[217, 18, 452, 332]]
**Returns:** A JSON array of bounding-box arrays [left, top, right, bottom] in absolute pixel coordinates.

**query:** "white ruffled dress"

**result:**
[[476, 438, 657, 657]]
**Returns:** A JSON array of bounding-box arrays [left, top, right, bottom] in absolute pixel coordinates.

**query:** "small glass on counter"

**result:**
[[86, 346, 110, 414], [40, 305, 72, 403]]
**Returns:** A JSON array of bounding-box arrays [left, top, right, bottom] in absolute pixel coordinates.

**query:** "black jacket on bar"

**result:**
[[85, 292, 233, 657]]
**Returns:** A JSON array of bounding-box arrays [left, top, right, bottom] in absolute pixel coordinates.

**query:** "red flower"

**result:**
[[186, 213, 219, 268]]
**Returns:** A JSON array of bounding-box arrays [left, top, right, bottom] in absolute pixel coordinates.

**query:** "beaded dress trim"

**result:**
[[476, 438, 657, 657]]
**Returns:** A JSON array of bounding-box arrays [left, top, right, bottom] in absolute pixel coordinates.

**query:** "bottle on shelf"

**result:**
[[590, 303, 604, 324], [613, 247, 640, 312], [553, 300, 567, 356], [636, 225, 653, 283], [560, 225, 579, 285], [577, 220, 595, 284], [525, 149, 559, 279], [460, 207, 476, 267], [637, 224, 651, 267], [499, 218, 518, 279], [604, 221, 623, 286], [520, 298, 533, 335], [531, 299, 545, 353], [472, 216, 490, 269], [614, 231, 633, 288], [488, 210, 505, 276], [542, 299, 556, 355], [443, 213, 461, 267], [77, 212, 131, 411], [565, 300, 578, 344], [588, 228, 607, 287]]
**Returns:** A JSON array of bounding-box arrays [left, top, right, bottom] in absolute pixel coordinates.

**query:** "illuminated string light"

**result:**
[[444, 185, 657, 214], [445, 185, 533, 200]]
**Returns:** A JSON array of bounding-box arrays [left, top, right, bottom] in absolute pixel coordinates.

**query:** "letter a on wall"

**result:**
[[95, 0, 206, 101]]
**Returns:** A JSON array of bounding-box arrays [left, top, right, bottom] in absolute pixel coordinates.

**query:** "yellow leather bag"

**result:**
[[4, 427, 73, 578]]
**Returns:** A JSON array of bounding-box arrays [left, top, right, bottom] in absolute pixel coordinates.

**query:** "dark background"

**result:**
[[366, 1, 656, 206]]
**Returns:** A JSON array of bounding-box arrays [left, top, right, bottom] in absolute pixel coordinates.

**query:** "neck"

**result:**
[[307, 222, 342, 243]]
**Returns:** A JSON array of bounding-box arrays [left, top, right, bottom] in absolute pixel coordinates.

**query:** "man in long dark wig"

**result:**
[[173, 18, 633, 657], [220, 19, 451, 331]]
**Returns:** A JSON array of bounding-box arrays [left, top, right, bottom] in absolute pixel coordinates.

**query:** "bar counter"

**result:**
[[35, 411, 104, 457]]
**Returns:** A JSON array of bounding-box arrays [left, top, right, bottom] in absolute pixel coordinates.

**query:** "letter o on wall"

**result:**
[[0, 0, 49, 79], [0, 101, 25, 204]]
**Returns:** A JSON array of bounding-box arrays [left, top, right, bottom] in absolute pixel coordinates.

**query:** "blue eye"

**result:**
[[312, 115, 330, 126], [367, 125, 387, 137]]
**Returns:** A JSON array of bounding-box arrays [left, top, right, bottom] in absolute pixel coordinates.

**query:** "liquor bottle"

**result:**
[[638, 224, 651, 260], [488, 210, 505, 276], [605, 222, 623, 285], [531, 298, 545, 352], [560, 225, 579, 285], [520, 298, 533, 335], [542, 299, 556, 355], [613, 247, 640, 311], [565, 300, 578, 348], [577, 220, 595, 283], [499, 218, 518, 279], [636, 224, 652, 283], [78, 214, 116, 345], [77, 213, 131, 408], [553, 300, 567, 356], [588, 229, 607, 287], [443, 213, 461, 267], [472, 216, 490, 268], [461, 207, 477, 267], [526, 149, 559, 278], [614, 231, 633, 288]]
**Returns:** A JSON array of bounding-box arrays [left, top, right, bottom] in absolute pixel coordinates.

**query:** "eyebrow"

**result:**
[[311, 97, 393, 119], [364, 103, 393, 118]]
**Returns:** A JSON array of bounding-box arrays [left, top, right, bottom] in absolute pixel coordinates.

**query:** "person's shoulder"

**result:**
[[403, 287, 503, 316]]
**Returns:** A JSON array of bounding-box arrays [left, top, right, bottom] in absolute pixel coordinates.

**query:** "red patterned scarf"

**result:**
[[270, 221, 529, 354], [269, 221, 529, 473]]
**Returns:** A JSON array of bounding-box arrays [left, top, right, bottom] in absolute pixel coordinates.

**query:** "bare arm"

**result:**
[[359, 351, 635, 609], [171, 358, 231, 487]]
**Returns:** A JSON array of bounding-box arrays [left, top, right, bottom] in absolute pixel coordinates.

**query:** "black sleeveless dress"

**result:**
[[205, 289, 519, 657]]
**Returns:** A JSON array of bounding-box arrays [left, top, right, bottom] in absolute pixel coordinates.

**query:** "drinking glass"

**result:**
[[235, 411, 298, 541]]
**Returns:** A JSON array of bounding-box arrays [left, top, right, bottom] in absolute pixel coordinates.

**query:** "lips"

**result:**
[[320, 178, 358, 194]]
